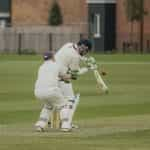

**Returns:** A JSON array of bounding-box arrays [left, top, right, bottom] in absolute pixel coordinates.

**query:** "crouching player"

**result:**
[[34, 51, 72, 132]]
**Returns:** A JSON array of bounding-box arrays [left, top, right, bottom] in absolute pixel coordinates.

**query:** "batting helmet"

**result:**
[[77, 39, 92, 51]]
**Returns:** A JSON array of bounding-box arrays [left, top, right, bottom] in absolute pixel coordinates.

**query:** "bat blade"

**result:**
[[94, 70, 108, 93]]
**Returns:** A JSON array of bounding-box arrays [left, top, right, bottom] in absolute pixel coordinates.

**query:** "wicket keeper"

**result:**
[[34, 51, 72, 132]]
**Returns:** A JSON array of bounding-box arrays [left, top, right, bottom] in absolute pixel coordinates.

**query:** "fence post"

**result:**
[[49, 33, 52, 50], [18, 33, 22, 55], [147, 40, 150, 53]]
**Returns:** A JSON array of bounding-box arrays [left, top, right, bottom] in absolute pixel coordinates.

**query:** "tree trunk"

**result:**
[[139, 0, 144, 53], [129, 21, 134, 48]]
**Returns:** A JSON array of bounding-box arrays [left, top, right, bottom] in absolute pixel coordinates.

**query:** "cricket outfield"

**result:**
[[0, 54, 150, 150]]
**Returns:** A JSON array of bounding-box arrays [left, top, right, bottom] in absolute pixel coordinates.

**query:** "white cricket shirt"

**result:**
[[55, 43, 81, 72], [34, 60, 59, 90]]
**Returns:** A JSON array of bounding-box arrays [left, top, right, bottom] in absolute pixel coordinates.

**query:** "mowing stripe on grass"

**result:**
[[98, 62, 150, 65]]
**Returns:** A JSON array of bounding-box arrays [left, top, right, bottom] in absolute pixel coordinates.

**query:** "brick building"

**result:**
[[11, 0, 88, 27], [0, 0, 150, 52]]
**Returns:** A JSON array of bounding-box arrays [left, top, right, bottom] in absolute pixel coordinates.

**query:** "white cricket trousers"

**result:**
[[58, 81, 79, 129], [58, 81, 74, 98], [34, 87, 66, 108], [34, 87, 67, 129]]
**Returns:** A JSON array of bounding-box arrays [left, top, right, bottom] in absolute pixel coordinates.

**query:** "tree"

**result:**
[[124, 0, 148, 52], [48, 0, 63, 26], [124, 0, 137, 46]]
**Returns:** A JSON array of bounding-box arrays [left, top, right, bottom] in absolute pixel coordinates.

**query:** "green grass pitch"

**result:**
[[0, 54, 150, 150]]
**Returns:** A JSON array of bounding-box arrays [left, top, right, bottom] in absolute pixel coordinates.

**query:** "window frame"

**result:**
[[93, 13, 101, 38]]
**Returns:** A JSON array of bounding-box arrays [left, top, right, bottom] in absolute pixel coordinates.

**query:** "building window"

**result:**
[[90, 13, 101, 38], [0, 0, 11, 27], [93, 13, 101, 38]]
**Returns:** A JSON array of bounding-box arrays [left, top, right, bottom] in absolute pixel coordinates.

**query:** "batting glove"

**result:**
[[86, 57, 96, 65], [67, 70, 79, 80], [87, 64, 98, 70]]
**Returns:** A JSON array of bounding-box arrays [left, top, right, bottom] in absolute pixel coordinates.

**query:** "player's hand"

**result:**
[[62, 74, 71, 80], [86, 57, 96, 65], [88, 64, 97, 70], [59, 74, 71, 83], [69, 70, 79, 80]]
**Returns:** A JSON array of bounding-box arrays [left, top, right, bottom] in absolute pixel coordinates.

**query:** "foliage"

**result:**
[[124, 0, 137, 22], [48, 0, 63, 26], [19, 49, 36, 55], [124, 0, 148, 22], [124, 0, 148, 51]]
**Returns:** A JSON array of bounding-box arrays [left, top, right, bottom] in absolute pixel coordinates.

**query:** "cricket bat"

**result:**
[[93, 69, 108, 93]]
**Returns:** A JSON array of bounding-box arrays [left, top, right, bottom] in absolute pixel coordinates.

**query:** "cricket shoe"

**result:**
[[61, 122, 72, 132], [35, 121, 47, 132], [61, 128, 72, 132], [35, 125, 45, 132]]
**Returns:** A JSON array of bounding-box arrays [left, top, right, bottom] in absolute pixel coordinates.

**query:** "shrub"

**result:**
[[48, 0, 63, 26]]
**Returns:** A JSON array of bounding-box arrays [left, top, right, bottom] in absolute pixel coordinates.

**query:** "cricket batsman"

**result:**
[[54, 39, 97, 131]]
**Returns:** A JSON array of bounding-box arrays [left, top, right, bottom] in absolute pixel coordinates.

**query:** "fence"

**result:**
[[0, 32, 81, 54], [1, 28, 150, 54], [117, 33, 150, 53], [0, 27, 86, 54]]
